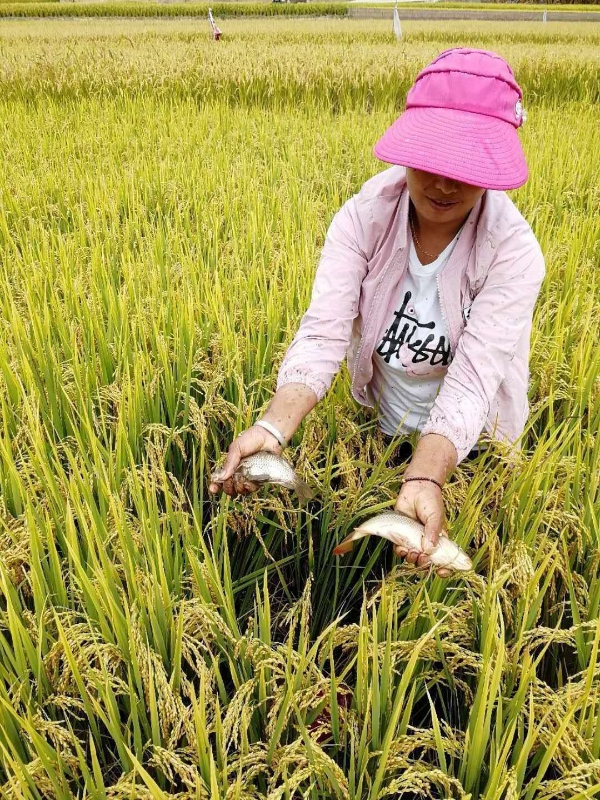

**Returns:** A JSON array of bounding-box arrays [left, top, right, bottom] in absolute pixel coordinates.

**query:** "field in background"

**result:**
[[0, 16, 599, 800], [1, 0, 599, 5], [1, 1, 600, 15]]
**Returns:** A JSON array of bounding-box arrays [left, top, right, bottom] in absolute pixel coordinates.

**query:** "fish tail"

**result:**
[[333, 529, 367, 556], [333, 540, 354, 556], [294, 477, 314, 504]]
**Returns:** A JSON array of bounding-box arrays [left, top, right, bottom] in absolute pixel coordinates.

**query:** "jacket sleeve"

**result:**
[[420, 226, 545, 464], [276, 192, 372, 401]]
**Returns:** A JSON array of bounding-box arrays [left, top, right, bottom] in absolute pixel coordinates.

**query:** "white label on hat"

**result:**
[[515, 100, 523, 122]]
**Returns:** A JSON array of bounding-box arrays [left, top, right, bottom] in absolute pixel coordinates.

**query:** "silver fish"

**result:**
[[214, 452, 313, 504], [333, 510, 472, 572]]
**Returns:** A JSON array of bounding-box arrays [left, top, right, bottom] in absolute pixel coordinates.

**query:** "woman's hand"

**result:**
[[208, 426, 284, 497], [394, 479, 454, 578]]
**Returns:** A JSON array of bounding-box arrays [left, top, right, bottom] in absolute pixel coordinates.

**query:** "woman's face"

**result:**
[[406, 167, 486, 226]]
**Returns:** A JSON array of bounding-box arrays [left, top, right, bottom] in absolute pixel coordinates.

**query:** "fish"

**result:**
[[333, 510, 473, 572], [212, 452, 313, 504]]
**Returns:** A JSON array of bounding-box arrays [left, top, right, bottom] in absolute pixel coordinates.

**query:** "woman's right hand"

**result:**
[[208, 425, 284, 497]]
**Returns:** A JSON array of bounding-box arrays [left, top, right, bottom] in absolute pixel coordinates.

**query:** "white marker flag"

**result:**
[[208, 7, 222, 40], [542, 9, 547, 22], [393, 2, 402, 40]]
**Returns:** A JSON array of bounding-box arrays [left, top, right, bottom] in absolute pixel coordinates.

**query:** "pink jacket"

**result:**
[[276, 166, 545, 464]]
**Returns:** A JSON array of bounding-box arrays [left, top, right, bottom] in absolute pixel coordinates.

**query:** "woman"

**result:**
[[209, 48, 545, 578]]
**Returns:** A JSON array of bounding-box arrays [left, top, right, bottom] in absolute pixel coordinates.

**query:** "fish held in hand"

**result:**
[[213, 452, 313, 503], [333, 511, 472, 572]]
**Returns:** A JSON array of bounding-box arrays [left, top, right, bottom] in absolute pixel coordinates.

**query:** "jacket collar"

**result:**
[[393, 183, 411, 252], [447, 192, 484, 266]]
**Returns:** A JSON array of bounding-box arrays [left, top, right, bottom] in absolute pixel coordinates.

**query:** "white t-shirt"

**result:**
[[371, 233, 459, 437]]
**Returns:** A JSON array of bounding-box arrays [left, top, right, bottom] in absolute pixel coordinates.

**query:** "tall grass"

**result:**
[[0, 17, 598, 799]]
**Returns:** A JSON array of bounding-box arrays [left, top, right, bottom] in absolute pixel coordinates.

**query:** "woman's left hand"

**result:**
[[394, 480, 454, 578]]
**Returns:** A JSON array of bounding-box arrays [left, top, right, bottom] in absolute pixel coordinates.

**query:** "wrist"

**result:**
[[261, 411, 301, 446], [401, 475, 443, 491], [405, 434, 456, 485], [254, 418, 288, 448]]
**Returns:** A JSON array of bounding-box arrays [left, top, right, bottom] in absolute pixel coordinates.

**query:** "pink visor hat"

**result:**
[[373, 48, 528, 190]]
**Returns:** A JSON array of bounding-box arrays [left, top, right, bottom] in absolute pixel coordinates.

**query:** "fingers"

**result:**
[[233, 475, 260, 495], [210, 475, 260, 498], [393, 545, 454, 577], [210, 427, 275, 496], [209, 436, 251, 496], [209, 466, 261, 498], [393, 545, 427, 566], [212, 439, 243, 484], [436, 567, 453, 578], [422, 511, 443, 554], [396, 481, 445, 555]]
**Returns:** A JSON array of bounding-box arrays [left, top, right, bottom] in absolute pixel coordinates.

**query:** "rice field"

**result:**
[[0, 15, 599, 800]]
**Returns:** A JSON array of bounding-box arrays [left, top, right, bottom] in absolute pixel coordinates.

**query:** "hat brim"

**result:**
[[373, 107, 528, 191]]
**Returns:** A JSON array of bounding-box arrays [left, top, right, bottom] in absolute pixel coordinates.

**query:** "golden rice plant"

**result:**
[[0, 16, 598, 799]]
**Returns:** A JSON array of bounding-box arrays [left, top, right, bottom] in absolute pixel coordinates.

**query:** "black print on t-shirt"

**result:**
[[376, 290, 451, 368]]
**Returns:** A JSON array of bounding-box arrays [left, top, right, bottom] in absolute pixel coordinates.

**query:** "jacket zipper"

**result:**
[[436, 269, 494, 438], [351, 249, 403, 397], [436, 271, 455, 355]]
